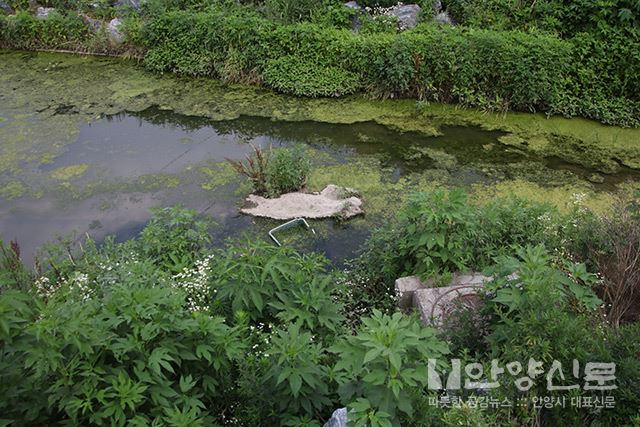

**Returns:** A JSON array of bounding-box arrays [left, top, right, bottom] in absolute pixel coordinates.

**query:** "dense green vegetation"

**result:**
[[0, 0, 638, 126], [1, 191, 639, 426], [1, 1, 639, 425], [227, 145, 311, 197]]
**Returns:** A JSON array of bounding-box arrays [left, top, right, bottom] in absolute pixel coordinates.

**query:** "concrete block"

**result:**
[[395, 276, 423, 310]]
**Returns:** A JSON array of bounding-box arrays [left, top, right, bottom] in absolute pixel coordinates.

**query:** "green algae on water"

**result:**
[[0, 181, 26, 200], [50, 164, 90, 181], [2, 50, 639, 177]]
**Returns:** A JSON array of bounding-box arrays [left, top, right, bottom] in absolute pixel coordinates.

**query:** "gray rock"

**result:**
[[451, 272, 492, 286], [114, 0, 142, 11], [344, 1, 360, 10], [323, 407, 348, 427], [344, 1, 362, 32], [241, 184, 363, 220], [388, 4, 421, 30], [35, 6, 55, 18], [81, 13, 102, 33], [588, 173, 605, 184], [0, 0, 13, 15], [434, 11, 454, 25], [106, 18, 124, 44]]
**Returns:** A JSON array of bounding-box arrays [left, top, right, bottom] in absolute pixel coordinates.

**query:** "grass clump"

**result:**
[[228, 144, 311, 198]]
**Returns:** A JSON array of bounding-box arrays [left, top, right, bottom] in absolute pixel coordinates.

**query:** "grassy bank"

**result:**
[[1, 0, 639, 127]]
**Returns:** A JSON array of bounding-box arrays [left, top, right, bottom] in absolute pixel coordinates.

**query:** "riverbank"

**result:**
[[1, 0, 639, 127], [2, 50, 639, 171]]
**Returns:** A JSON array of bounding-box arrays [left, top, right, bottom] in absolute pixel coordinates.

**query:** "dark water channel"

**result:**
[[1, 107, 637, 266]]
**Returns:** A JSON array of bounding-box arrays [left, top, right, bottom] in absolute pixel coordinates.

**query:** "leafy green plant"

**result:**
[[331, 310, 449, 426], [0, 281, 246, 425], [211, 239, 329, 323], [265, 144, 311, 197], [598, 322, 640, 425], [140, 205, 211, 273], [483, 245, 613, 425], [263, 56, 361, 98], [349, 398, 394, 427], [361, 189, 473, 282], [397, 190, 472, 276], [486, 245, 602, 316], [442, 402, 495, 426], [270, 275, 344, 337], [0, 290, 44, 423], [358, 191, 567, 290], [229, 144, 311, 197], [263, 0, 322, 24], [467, 196, 561, 268], [263, 323, 333, 417], [1, 200, 640, 426]]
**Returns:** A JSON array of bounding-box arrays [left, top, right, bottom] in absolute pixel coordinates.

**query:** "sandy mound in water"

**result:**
[[241, 185, 363, 220]]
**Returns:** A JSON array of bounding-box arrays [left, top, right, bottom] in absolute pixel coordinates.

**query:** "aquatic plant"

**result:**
[[264, 145, 311, 197], [227, 143, 270, 195], [228, 144, 311, 197]]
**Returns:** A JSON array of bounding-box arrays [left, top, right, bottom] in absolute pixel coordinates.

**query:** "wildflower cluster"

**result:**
[[34, 275, 57, 299], [172, 254, 215, 312]]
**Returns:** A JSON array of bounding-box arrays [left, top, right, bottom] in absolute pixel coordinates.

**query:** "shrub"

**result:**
[[0, 290, 43, 423], [2, 202, 640, 426], [263, 0, 322, 24], [331, 310, 449, 426], [357, 189, 475, 282], [0, 282, 246, 425], [357, 190, 564, 285], [599, 322, 640, 425], [209, 238, 332, 324], [265, 144, 311, 196], [227, 143, 270, 195], [467, 196, 561, 268], [482, 246, 614, 425], [263, 323, 332, 417], [0, 11, 41, 49], [390, 189, 473, 277], [263, 56, 361, 97], [140, 10, 579, 116], [229, 144, 311, 197], [140, 205, 211, 273], [0, 0, 637, 125], [0, 11, 90, 50], [569, 201, 640, 326]]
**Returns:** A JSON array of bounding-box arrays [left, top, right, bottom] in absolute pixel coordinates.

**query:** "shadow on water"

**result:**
[[3, 107, 639, 266]]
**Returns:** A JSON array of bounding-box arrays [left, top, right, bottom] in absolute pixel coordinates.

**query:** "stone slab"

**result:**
[[394, 275, 424, 310], [413, 284, 484, 327], [241, 184, 363, 220]]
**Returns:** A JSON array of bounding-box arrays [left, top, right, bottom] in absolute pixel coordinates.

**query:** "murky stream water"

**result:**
[[1, 51, 639, 266], [3, 108, 638, 265]]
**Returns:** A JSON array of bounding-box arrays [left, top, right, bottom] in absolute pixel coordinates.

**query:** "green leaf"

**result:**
[[289, 373, 302, 398]]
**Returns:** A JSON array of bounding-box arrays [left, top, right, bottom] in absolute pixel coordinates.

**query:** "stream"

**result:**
[[1, 51, 639, 265]]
